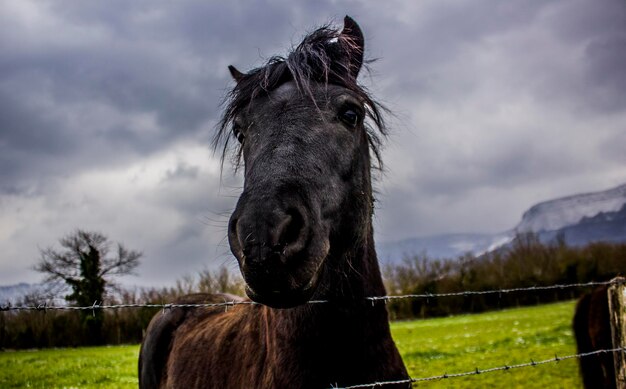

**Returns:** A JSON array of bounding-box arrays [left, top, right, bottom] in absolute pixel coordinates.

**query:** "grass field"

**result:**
[[394, 301, 580, 388], [0, 301, 580, 388]]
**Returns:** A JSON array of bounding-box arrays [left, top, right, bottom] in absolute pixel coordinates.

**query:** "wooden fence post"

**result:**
[[608, 277, 626, 389]]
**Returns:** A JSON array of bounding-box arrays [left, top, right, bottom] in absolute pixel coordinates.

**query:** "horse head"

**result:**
[[217, 17, 384, 308]]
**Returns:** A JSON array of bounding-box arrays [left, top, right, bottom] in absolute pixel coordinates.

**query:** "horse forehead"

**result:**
[[271, 81, 299, 99], [268, 81, 346, 104]]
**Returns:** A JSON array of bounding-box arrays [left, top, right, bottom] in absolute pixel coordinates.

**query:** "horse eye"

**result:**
[[233, 124, 245, 143], [339, 108, 360, 128]]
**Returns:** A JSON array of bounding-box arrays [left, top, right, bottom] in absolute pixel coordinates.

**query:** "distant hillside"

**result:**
[[516, 183, 626, 232], [0, 282, 42, 304], [377, 233, 511, 263], [536, 203, 626, 246], [0, 282, 67, 306], [379, 183, 626, 263]]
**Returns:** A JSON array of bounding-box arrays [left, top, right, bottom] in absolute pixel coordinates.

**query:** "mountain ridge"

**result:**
[[516, 183, 626, 232], [377, 182, 626, 263]]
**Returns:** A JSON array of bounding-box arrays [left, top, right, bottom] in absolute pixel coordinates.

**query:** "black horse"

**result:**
[[573, 285, 617, 388], [139, 16, 409, 388]]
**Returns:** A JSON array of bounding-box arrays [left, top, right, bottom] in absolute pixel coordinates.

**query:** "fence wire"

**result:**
[[2, 279, 624, 387], [1, 279, 622, 312], [332, 347, 626, 388]]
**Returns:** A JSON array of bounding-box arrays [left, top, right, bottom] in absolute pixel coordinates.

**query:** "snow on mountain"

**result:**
[[516, 184, 626, 232], [378, 182, 626, 263], [536, 203, 626, 247]]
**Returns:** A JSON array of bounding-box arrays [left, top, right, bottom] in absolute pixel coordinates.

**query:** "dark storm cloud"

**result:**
[[373, 0, 626, 122], [2, 1, 332, 286], [0, 5, 236, 190], [364, 0, 626, 238], [0, 1, 343, 195], [583, 34, 626, 112], [514, 0, 626, 114]]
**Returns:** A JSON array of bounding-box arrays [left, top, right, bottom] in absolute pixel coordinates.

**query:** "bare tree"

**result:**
[[35, 230, 142, 343]]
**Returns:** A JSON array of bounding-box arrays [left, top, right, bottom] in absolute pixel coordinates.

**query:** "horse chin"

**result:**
[[245, 282, 318, 309], [243, 262, 324, 309]]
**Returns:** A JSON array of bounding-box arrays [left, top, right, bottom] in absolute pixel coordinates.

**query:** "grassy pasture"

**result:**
[[0, 345, 138, 388], [0, 301, 580, 388], [394, 300, 580, 388]]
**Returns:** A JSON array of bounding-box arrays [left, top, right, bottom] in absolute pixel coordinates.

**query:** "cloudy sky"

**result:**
[[1, 1, 625, 287]]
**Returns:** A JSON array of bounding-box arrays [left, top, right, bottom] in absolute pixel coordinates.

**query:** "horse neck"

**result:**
[[322, 155, 386, 303], [256, 222, 398, 386], [251, 191, 404, 384], [328, 224, 387, 301]]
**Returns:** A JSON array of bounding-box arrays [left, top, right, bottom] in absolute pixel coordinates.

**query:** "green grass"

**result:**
[[393, 300, 580, 388], [0, 301, 580, 388], [0, 345, 139, 388]]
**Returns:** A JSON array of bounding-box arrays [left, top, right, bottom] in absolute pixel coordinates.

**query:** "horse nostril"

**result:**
[[232, 206, 309, 264], [273, 207, 306, 257], [284, 208, 304, 244], [228, 216, 244, 256]]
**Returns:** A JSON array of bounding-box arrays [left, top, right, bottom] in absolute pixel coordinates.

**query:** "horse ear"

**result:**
[[340, 16, 364, 79], [228, 65, 245, 83]]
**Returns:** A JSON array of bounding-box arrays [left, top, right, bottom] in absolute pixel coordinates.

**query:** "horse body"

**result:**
[[140, 16, 409, 388], [141, 233, 406, 388], [573, 286, 616, 389]]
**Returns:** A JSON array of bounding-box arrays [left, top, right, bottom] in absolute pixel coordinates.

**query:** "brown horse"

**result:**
[[573, 285, 616, 388], [139, 16, 409, 388]]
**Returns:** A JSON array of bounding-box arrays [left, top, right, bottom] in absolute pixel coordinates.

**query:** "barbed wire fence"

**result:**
[[1, 279, 621, 312], [1, 278, 624, 387], [333, 347, 626, 389]]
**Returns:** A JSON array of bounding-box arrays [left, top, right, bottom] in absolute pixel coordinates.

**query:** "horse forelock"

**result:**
[[213, 22, 386, 171]]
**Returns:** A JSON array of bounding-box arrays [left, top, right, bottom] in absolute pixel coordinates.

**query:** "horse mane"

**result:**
[[213, 22, 387, 169]]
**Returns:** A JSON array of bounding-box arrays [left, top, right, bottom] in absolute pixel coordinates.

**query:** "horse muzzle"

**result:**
[[228, 203, 330, 308]]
